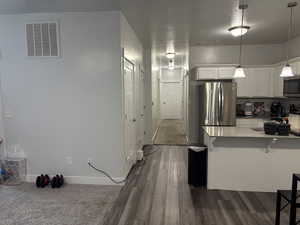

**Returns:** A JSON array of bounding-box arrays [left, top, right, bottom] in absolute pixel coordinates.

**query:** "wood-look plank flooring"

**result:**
[[103, 145, 290, 225], [154, 120, 187, 145]]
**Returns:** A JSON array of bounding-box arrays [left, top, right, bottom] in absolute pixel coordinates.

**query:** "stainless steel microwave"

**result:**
[[284, 76, 300, 97]]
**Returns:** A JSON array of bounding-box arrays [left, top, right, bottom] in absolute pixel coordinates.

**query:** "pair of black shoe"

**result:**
[[36, 174, 64, 188], [51, 174, 64, 188], [36, 174, 50, 188]]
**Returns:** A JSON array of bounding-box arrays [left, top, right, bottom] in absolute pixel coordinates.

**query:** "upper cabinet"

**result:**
[[290, 61, 300, 75], [272, 66, 284, 97], [193, 59, 300, 98], [235, 68, 273, 97], [196, 67, 235, 80], [218, 67, 236, 79], [196, 68, 218, 80]]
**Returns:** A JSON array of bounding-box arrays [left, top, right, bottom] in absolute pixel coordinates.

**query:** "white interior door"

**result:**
[[160, 82, 183, 119], [124, 60, 136, 166]]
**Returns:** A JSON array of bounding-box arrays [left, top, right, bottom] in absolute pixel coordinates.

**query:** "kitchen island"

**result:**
[[203, 126, 300, 192]]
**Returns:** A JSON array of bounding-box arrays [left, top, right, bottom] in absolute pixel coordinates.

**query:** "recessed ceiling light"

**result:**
[[228, 26, 250, 37], [166, 52, 176, 59]]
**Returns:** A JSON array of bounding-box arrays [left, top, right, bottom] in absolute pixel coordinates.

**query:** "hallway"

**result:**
[[154, 119, 187, 145]]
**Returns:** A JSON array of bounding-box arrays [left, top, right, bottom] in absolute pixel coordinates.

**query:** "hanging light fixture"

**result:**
[[234, 3, 248, 78], [280, 2, 297, 78], [166, 52, 176, 59], [228, 25, 250, 37]]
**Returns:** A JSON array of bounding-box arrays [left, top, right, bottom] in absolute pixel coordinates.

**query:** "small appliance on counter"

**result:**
[[290, 104, 300, 115], [270, 102, 288, 119], [244, 102, 255, 117], [236, 103, 245, 117], [264, 119, 291, 136]]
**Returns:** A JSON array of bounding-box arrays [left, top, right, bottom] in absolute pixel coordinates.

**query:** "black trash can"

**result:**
[[188, 146, 207, 187]]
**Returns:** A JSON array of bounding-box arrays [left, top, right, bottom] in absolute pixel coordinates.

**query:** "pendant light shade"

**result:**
[[234, 66, 246, 78], [229, 26, 250, 37], [234, 4, 248, 79], [281, 2, 298, 77], [280, 64, 294, 77]]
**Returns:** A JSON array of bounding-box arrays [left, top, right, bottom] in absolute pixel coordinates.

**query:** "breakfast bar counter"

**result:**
[[202, 126, 300, 192], [203, 126, 300, 139]]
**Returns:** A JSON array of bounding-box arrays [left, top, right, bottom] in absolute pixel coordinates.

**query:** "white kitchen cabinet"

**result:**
[[235, 69, 253, 97], [218, 67, 235, 79], [196, 68, 218, 80], [290, 61, 300, 75], [272, 66, 284, 97], [235, 68, 273, 97]]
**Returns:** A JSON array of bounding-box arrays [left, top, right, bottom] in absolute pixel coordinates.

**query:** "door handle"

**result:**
[[132, 119, 136, 122]]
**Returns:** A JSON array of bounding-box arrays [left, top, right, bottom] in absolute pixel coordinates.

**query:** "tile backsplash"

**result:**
[[237, 98, 300, 116]]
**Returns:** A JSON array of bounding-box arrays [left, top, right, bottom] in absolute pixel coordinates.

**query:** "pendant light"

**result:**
[[280, 2, 298, 78], [234, 4, 248, 78], [228, 25, 250, 37]]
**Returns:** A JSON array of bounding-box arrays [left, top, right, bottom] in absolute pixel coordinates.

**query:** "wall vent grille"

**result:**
[[26, 22, 59, 57]]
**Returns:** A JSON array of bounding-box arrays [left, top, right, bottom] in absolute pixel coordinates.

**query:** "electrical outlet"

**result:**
[[65, 156, 73, 165]]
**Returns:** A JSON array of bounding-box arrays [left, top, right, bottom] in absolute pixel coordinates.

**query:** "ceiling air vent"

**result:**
[[26, 22, 59, 57]]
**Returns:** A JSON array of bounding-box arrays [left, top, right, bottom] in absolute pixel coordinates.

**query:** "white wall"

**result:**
[[190, 44, 284, 68], [0, 11, 127, 181], [286, 35, 300, 60]]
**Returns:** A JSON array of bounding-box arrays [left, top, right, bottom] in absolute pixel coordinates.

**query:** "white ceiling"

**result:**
[[0, 0, 299, 67], [121, 0, 300, 47], [121, 0, 300, 68], [0, 0, 119, 14]]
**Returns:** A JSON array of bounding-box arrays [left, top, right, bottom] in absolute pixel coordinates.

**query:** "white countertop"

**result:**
[[202, 126, 300, 139]]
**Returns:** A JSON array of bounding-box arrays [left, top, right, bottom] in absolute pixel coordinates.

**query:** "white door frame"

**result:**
[[138, 66, 145, 148], [122, 56, 137, 172]]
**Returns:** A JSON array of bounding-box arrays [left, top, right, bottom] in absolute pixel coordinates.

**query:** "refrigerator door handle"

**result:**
[[219, 83, 224, 123]]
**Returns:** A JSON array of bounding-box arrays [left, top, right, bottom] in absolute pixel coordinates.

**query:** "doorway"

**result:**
[[153, 68, 187, 145], [160, 82, 182, 119]]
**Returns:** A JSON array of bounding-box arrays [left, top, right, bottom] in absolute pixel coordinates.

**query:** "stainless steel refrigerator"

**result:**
[[188, 76, 237, 144]]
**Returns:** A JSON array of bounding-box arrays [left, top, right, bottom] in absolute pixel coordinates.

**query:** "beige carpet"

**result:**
[[154, 119, 187, 145], [0, 183, 121, 225]]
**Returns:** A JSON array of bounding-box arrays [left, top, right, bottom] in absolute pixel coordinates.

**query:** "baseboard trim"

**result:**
[[26, 175, 125, 186]]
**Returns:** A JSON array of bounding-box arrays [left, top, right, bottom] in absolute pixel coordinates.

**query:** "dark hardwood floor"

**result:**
[[103, 145, 289, 225]]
